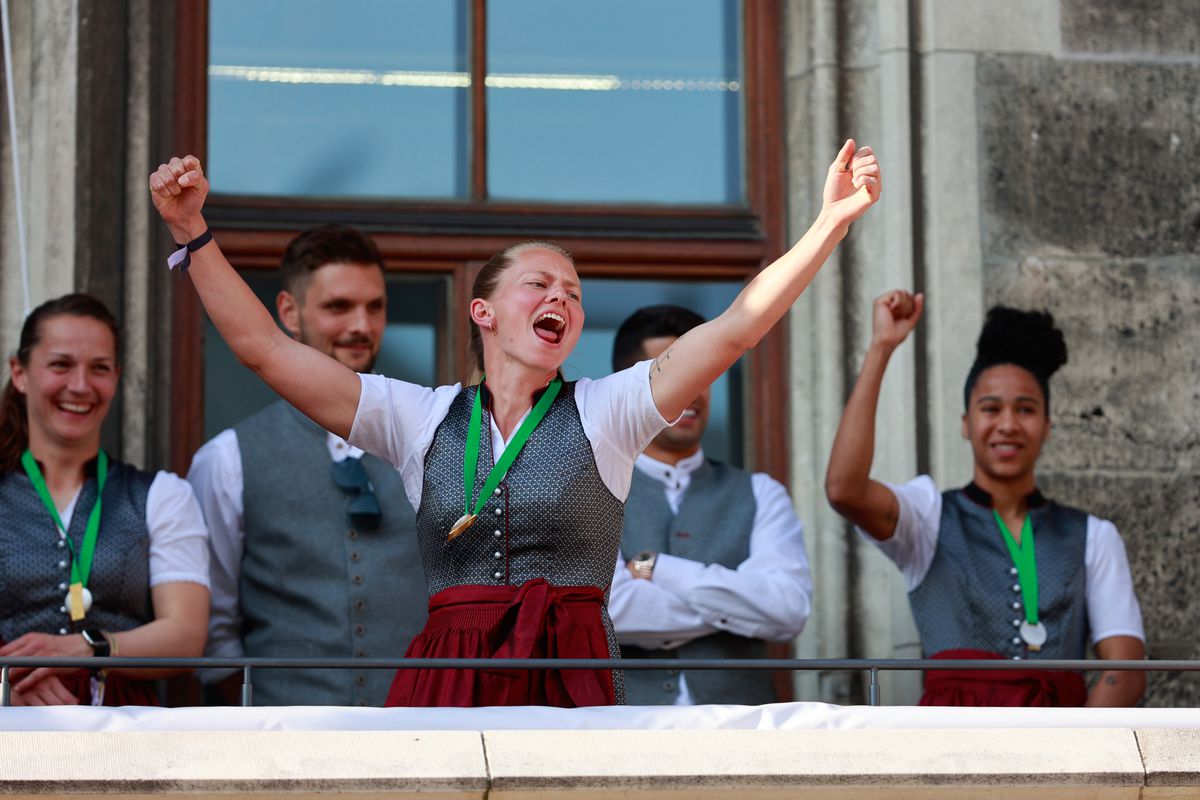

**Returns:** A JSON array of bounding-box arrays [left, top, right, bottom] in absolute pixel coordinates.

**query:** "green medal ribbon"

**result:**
[[448, 376, 562, 541], [992, 509, 1038, 626], [21, 449, 108, 619]]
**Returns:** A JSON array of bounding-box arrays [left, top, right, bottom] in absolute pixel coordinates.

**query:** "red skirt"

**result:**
[[920, 648, 1087, 707], [386, 578, 617, 708]]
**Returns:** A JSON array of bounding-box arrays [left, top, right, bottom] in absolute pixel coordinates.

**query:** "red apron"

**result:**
[[920, 648, 1087, 707], [386, 578, 616, 708]]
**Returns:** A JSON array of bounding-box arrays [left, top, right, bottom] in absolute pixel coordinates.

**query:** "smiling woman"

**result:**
[[0, 295, 211, 707], [149, 138, 880, 707], [825, 294, 1147, 708]]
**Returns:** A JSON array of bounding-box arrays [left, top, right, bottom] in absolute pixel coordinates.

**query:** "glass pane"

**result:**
[[488, 0, 743, 205], [563, 278, 745, 467], [208, 0, 469, 199], [203, 274, 446, 441]]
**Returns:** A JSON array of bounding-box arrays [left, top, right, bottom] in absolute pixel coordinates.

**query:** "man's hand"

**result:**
[[148, 154, 210, 243], [870, 289, 924, 351], [8, 674, 80, 706], [822, 139, 881, 228]]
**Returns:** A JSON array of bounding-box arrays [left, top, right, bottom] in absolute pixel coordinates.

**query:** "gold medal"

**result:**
[[68, 582, 87, 621], [448, 513, 477, 542]]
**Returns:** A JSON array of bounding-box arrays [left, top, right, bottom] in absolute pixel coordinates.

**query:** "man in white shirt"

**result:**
[[187, 225, 425, 706], [607, 305, 813, 706]]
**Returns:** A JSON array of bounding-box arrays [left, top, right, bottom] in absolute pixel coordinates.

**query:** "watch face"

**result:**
[[81, 628, 103, 646]]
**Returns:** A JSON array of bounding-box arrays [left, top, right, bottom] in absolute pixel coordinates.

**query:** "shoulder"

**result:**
[[107, 457, 156, 494]]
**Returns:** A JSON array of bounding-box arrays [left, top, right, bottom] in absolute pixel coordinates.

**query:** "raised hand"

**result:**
[[148, 155, 210, 243], [871, 289, 924, 351], [822, 139, 881, 228]]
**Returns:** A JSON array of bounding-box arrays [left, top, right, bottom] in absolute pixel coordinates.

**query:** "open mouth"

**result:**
[[533, 311, 566, 344], [990, 442, 1023, 457]]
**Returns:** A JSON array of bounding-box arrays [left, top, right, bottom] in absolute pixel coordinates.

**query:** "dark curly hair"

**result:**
[[962, 305, 1068, 413]]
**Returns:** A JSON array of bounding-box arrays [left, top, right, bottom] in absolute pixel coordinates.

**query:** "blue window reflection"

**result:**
[[487, 0, 743, 205], [208, 0, 469, 199]]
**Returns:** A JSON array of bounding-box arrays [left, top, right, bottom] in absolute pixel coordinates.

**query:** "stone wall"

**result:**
[[786, 0, 1199, 705]]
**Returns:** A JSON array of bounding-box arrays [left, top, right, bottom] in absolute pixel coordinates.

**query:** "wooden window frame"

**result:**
[[169, 0, 789, 483]]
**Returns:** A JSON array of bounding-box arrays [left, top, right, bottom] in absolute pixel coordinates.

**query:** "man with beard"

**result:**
[[187, 224, 425, 706], [607, 305, 813, 706]]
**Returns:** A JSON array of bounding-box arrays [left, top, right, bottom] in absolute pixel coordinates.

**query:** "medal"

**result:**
[[67, 584, 94, 621], [993, 509, 1048, 651], [448, 514, 478, 542], [22, 450, 108, 622], [1019, 620, 1047, 650], [451, 377, 562, 541]]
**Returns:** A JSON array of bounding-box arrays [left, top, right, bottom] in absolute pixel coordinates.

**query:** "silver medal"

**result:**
[[1019, 620, 1047, 650]]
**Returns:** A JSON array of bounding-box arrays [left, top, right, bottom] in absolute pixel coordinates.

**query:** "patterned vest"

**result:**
[[0, 460, 152, 643], [416, 383, 624, 656], [236, 401, 426, 706], [618, 461, 774, 705], [909, 484, 1089, 660]]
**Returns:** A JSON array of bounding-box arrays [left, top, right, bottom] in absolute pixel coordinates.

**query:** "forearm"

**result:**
[[720, 211, 849, 353], [649, 211, 849, 417], [1086, 668, 1145, 707], [825, 343, 893, 506], [107, 616, 207, 680], [178, 231, 289, 376]]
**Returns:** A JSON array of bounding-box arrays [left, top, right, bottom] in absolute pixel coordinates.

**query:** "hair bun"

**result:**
[[974, 305, 1068, 379]]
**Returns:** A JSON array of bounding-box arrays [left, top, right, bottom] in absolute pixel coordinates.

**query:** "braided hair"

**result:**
[[962, 306, 1067, 413]]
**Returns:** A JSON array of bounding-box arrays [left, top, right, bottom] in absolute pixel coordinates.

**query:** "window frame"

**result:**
[[169, 0, 789, 483]]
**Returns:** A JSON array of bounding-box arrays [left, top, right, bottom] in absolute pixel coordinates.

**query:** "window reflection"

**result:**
[[488, 0, 743, 204], [208, 0, 469, 199]]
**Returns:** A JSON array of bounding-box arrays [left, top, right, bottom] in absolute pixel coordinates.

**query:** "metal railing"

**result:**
[[3, 656, 1197, 708]]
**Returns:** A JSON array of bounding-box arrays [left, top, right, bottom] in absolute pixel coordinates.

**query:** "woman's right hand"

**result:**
[[148, 155, 210, 243], [871, 289, 924, 351]]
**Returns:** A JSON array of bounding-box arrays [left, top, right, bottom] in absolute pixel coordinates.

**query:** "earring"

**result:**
[[488, 321, 496, 333]]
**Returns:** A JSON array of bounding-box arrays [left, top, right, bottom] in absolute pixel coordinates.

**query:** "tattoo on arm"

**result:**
[[648, 347, 673, 384]]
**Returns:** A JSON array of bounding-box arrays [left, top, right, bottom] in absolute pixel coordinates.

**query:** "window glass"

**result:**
[[202, 274, 446, 441], [563, 278, 745, 466], [208, 0, 469, 199], [487, 0, 743, 204]]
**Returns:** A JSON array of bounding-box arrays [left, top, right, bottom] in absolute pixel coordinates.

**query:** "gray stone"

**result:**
[[979, 56, 1200, 259], [1039, 471, 1200, 707], [988, 257, 1200, 475], [1062, 0, 1200, 55]]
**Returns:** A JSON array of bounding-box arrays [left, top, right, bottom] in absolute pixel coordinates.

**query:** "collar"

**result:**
[[962, 481, 1048, 510], [635, 448, 706, 484], [29, 453, 103, 478]]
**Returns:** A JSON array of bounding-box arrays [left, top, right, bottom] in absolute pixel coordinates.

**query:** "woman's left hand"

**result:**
[[822, 139, 881, 227], [0, 631, 90, 687]]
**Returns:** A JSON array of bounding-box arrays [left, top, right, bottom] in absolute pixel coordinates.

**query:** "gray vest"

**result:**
[[236, 401, 426, 706], [618, 461, 775, 706], [417, 383, 626, 694], [0, 460, 152, 643], [909, 485, 1089, 660]]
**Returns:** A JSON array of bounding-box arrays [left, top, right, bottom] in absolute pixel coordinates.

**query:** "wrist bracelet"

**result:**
[[167, 228, 214, 273]]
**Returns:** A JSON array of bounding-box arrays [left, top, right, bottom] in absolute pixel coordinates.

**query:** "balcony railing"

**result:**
[[4, 656, 1197, 707]]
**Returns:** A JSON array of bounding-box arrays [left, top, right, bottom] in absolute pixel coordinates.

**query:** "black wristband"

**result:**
[[168, 228, 213, 273]]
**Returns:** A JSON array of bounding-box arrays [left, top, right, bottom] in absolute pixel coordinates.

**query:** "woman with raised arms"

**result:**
[[149, 141, 880, 707]]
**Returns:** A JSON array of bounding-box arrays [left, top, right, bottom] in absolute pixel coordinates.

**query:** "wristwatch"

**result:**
[[81, 628, 111, 658], [629, 550, 657, 581]]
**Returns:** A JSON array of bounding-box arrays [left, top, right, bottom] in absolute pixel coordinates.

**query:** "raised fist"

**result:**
[[822, 139, 881, 228], [148, 155, 209, 243], [871, 289, 924, 350]]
